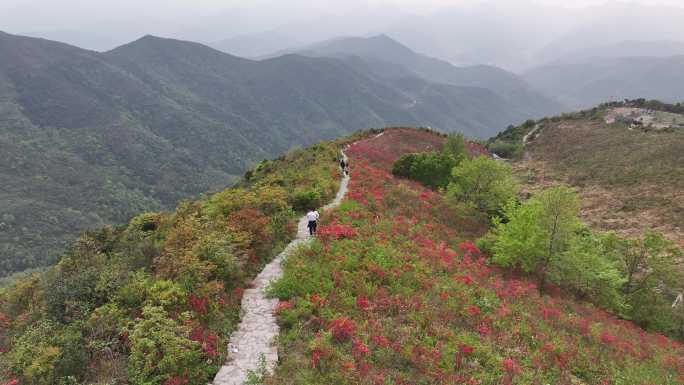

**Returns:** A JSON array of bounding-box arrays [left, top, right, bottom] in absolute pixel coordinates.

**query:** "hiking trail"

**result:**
[[212, 149, 350, 385], [522, 123, 541, 161]]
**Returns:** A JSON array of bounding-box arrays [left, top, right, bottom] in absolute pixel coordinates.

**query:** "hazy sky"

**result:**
[[2, 0, 684, 34], [2, 0, 684, 67]]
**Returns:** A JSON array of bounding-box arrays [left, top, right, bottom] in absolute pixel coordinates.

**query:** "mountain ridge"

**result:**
[[289, 34, 565, 117], [0, 31, 552, 277]]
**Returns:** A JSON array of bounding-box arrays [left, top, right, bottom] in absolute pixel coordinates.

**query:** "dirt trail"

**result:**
[[522, 124, 541, 161], [212, 149, 350, 385]]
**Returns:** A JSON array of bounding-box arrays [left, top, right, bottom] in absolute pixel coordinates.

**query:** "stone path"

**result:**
[[212, 149, 350, 385]]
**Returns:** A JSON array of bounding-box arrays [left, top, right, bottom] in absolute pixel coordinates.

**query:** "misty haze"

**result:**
[[1, 1, 683, 385]]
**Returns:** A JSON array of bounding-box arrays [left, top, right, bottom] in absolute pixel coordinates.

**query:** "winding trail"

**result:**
[[522, 123, 541, 161], [212, 149, 350, 385]]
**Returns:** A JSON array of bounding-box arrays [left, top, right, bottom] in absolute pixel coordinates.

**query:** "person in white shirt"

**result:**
[[306, 209, 320, 235]]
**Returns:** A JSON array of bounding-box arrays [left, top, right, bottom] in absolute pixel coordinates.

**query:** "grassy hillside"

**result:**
[[267, 129, 684, 385], [489, 101, 684, 248], [0, 134, 351, 385], [0, 31, 551, 278]]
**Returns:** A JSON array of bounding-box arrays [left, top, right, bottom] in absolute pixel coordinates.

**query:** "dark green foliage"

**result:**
[[291, 189, 322, 212], [487, 139, 523, 159], [392, 152, 458, 189], [391, 134, 467, 190], [391, 154, 418, 178]]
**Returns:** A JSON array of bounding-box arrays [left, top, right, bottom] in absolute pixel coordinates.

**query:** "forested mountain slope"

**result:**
[[0, 131, 352, 384], [0, 31, 542, 277], [293, 35, 564, 118]]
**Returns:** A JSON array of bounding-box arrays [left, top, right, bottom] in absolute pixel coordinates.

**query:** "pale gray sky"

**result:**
[[2, 0, 683, 33], [2, 0, 684, 69]]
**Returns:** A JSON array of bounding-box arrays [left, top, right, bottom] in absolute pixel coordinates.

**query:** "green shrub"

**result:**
[[292, 188, 322, 212], [391, 153, 418, 178], [392, 152, 458, 190], [487, 139, 523, 159], [448, 156, 519, 215], [127, 306, 205, 385], [127, 212, 160, 233]]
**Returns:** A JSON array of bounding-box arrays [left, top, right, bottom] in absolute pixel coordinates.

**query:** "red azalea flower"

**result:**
[[460, 344, 475, 355], [329, 317, 357, 342], [467, 305, 481, 317], [356, 296, 371, 311]]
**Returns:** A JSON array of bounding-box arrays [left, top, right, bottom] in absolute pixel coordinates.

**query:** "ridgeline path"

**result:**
[[522, 123, 541, 161], [212, 149, 350, 385]]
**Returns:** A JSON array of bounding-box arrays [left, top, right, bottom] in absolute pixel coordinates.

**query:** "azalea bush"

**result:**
[[268, 128, 684, 385]]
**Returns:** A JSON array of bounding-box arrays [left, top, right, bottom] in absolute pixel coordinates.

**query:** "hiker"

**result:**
[[340, 158, 347, 174], [306, 208, 320, 236]]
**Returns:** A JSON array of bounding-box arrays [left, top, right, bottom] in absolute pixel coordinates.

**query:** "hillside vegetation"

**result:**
[[2, 128, 684, 385], [0, 134, 350, 385], [0, 31, 557, 278], [489, 100, 684, 248], [266, 129, 684, 385]]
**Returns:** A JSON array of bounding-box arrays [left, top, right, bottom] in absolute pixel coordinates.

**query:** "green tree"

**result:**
[[551, 233, 626, 312], [492, 186, 581, 293], [448, 156, 519, 215], [608, 231, 683, 333], [443, 133, 467, 162]]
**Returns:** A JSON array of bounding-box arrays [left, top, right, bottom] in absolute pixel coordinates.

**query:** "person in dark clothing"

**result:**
[[340, 158, 349, 175]]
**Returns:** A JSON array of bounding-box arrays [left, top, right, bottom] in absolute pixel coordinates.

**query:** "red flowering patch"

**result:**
[[188, 294, 208, 315], [460, 344, 475, 355], [275, 301, 293, 314], [329, 317, 357, 342], [164, 376, 188, 385], [317, 224, 358, 240], [356, 296, 371, 311], [601, 332, 618, 345], [466, 305, 481, 317], [311, 348, 325, 368], [352, 339, 370, 359], [270, 129, 684, 385], [503, 357, 522, 375], [189, 327, 220, 357]]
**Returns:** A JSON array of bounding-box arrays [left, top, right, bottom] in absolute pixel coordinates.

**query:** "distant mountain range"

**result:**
[[524, 55, 684, 109], [0, 31, 559, 277], [289, 35, 562, 119], [543, 40, 684, 65]]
